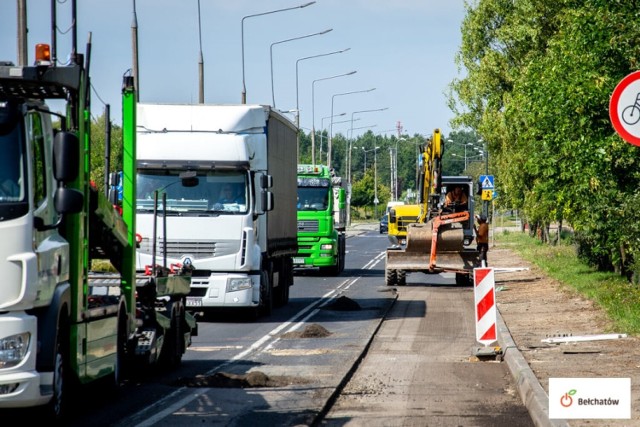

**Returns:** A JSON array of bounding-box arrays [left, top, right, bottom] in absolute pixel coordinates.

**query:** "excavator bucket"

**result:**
[[404, 220, 465, 253]]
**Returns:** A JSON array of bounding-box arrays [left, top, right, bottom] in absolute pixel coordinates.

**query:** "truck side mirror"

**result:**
[[260, 174, 273, 189], [34, 187, 84, 231], [55, 187, 84, 214], [53, 131, 79, 183], [261, 191, 274, 212]]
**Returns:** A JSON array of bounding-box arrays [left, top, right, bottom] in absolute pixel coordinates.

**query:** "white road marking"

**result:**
[[131, 251, 386, 427]]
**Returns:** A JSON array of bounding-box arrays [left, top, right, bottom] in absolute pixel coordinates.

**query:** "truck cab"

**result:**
[[294, 164, 346, 275]]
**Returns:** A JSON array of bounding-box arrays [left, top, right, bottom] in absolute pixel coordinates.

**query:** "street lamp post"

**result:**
[[295, 48, 350, 153], [241, 1, 316, 104], [318, 113, 345, 163], [328, 88, 376, 169], [346, 124, 376, 183], [374, 146, 379, 217], [270, 28, 332, 108], [362, 146, 380, 217], [321, 115, 352, 163], [347, 107, 388, 180], [311, 71, 357, 164], [197, 0, 204, 104], [362, 146, 379, 173]]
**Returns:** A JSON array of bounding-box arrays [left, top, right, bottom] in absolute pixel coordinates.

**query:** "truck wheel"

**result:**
[[455, 273, 471, 286], [114, 308, 129, 387], [275, 258, 292, 307], [159, 304, 183, 369], [46, 319, 72, 421], [260, 270, 273, 316], [385, 268, 397, 286], [397, 270, 407, 286], [338, 234, 346, 272]]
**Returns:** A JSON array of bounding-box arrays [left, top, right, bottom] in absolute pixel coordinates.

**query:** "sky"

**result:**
[[0, 0, 468, 139]]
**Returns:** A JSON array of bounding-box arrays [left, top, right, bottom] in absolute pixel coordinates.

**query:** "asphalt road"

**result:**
[[10, 223, 537, 425]]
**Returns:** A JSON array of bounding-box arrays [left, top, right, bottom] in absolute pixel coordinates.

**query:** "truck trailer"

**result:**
[[0, 3, 196, 420], [134, 103, 298, 318]]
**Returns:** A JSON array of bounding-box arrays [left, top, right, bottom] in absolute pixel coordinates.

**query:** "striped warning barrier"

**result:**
[[474, 267, 496, 346]]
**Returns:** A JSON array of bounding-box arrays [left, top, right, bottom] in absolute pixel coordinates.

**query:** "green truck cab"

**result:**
[[294, 164, 346, 275]]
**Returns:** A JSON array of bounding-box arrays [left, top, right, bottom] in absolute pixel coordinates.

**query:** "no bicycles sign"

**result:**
[[610, 70, 640, 146]]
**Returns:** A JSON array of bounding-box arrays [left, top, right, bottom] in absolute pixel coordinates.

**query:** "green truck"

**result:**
[[294, 164, 347, 275]]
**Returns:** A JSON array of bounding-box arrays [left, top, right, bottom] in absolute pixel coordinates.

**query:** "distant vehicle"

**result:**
[[380, 214, 389, 234]]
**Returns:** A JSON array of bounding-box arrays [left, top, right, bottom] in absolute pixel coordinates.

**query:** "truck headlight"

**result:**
[[0, 332, 30, 368], [320, 244, 333, 250], [227, 277, 252, 292]]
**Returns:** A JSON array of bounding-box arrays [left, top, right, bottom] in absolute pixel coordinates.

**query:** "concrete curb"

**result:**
[[497, 309, 570, 427]]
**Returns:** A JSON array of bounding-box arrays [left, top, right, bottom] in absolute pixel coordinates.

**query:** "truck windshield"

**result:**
[[297, 187, 329, 212], [136, 169, 248, 215], [0, 102, 27, 206]]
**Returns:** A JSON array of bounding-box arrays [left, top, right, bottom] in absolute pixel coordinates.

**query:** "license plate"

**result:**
[[293, 257, 305, 265], [186, 297, 203, 307]]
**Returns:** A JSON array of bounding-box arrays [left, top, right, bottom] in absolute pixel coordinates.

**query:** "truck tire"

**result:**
[[338, 234, 346, 273], [385, 268, 397, 286], [260, 269, 273, 317], [45, 317, 72, 421], [397, 270, 407, 286], [455, 273, 472, 286], [159, 303, 183, 369], [274, 258, 292, 307], [114, 306, 129, 387]]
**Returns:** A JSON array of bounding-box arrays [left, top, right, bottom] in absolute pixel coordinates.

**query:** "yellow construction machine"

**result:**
[[385, 129, 481, 286]]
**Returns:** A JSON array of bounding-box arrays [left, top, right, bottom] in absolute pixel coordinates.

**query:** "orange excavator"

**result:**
[[385, 129, 481, 286]]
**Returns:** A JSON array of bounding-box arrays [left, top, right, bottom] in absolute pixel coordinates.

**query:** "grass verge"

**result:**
[[495, 230, 640, 335]]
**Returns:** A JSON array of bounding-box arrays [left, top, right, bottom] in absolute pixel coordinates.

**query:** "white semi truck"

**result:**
[[134, 104, 298, 318]]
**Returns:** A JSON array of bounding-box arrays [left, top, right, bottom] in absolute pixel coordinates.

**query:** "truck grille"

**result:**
[[397, 216, 419, 233], [298, 220, 319, 232], [138, 238, 239, 260]]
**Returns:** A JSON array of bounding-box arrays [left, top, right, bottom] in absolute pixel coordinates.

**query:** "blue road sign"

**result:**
[[480, 175, 494, 190]]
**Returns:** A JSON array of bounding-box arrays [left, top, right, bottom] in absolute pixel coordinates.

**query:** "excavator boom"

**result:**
[[385, 129, 481, 287]]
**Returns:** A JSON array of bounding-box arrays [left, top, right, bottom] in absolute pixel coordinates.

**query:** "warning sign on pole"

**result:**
[[474, 267, 497, 346]]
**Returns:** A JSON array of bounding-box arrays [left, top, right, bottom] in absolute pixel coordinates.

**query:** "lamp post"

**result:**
[[362, 146, 380, 217], [311, 71, 357, 164], [197, 0, 204, 103], [319, 113, 346, 163], [376, 130, 399, 200], [362, 146, 379, 173], [270, 28, 332, 108], [346, 124, 376, 183], [347, 107, 388, 180], [295, 48, 350, 151], [241, 1, 316, 104], [328, 88, 376, 169]]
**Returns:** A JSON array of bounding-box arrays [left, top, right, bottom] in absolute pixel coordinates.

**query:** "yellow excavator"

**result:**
[[385, 129, 481, 286]]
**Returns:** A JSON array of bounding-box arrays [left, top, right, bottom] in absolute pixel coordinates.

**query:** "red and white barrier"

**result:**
[[474, 267, 496, 346]]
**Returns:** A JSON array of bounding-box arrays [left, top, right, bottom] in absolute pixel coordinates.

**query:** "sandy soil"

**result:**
[[490, 243, 640, 425]]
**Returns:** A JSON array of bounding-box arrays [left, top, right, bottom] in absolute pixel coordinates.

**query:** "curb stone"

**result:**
[[497, 308, 570, 427]]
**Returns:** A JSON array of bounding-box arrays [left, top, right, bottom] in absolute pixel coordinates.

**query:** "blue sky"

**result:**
[[1, 0, 467, 138]]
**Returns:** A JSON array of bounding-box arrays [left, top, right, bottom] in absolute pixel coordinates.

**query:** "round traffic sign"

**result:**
[[610, 70, 640, 146]]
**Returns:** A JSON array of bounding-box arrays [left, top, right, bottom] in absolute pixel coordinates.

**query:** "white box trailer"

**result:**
[[135, 103, 298, 318]]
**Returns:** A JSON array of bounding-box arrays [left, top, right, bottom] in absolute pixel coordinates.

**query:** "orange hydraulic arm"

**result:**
[[429, 211, 470, 270]]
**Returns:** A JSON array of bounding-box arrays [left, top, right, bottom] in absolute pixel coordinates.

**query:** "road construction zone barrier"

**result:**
[[474, 267, 497, 346]]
